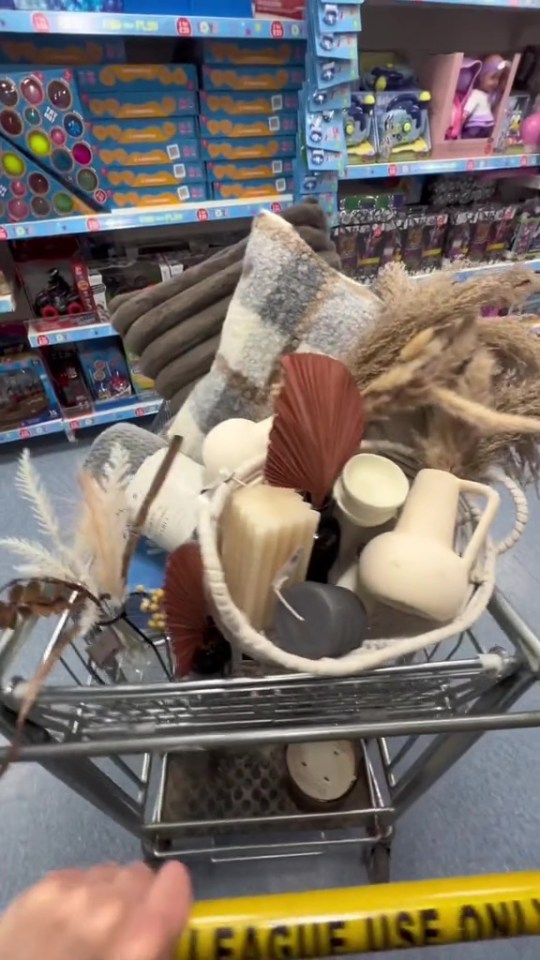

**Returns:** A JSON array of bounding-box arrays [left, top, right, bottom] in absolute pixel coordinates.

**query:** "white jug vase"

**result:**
[[358, 469, 500, 622]]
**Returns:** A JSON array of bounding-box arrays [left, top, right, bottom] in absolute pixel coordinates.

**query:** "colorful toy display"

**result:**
[[0, 68, 110, 209], [125, 349, 157, 396], [0, 138, 92, 222], [80, 90, 199, 120], [344, 92, 377, 161], [77, 336, 133, 403], [510, 201, 540, 258], [446, 55, 509, 140], [75, 64, 197, 93], [0, 37, 126, 67], [1, 0, 123, 11], [211, 177, 293, 199], [0, 351, 61, 432], [201, 66, 305, 92], [89, 117, 198, 145], [15, 242, 95, 318], [495, 93, 530, 151], [103, 162, 205, 187]]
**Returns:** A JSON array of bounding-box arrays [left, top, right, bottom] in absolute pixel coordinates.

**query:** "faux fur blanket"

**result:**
[[170, 211, 382, 457]]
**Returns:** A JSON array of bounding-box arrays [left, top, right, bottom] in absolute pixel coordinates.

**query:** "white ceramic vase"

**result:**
[[358, 469, 500, 622]]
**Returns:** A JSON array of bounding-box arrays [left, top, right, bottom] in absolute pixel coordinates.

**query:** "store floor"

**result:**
[[1, 434, 540, 960]]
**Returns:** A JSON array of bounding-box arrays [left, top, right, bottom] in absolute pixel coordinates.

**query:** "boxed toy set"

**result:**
[[202, 40, 306, 67], [13, 237, 97, 319], [211, 177, 293, 200], [200, 137, 296, 161], [88, 118, 199, 147], [0, 351, 61, 433], [199, 91, 299, 117], [0, 36, 126, 67], [44, 344, 93, 412], [110, 184, 209, 207], [80, 90, 199, 120], [75, 64, 198, 93], [0, 138, 93, 224], [199, 113, 297, 139], [201, 66, 305, 93], [103, 163, 206, 188], [77, 336, 133, 404]]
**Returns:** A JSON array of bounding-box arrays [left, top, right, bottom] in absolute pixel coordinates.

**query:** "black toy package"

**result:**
[[398, 208, 449, 273]]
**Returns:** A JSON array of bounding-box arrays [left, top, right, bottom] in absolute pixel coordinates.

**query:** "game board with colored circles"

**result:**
[[0, 138, 93, 223], [0, 69, 110, 210]]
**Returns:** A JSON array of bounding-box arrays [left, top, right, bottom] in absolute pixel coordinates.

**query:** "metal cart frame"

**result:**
[[1, 586, 540, 883]]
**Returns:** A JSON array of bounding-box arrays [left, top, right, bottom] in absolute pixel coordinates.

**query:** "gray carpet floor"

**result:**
[[1, 433, 540, 960]]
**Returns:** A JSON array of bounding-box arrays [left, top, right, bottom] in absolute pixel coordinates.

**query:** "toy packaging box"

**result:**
[[306, 145, 345, 172], [80, 90, 199, 120], [211, 177, 293, 200], [16, 255, 95, 320], [0, 137, 93, 223], [252, 0, 305, 19], [200, 136, 296, 161], [0, 37, 126, 67], [418, 52, 520, 160], [0, 351, 61, 432], [95, 140, 200, 167], [103, 161, 205, 187], [345, 92, 378, 162], [0, 68, 110, 210], [313, 31, 358, 62], [308, 56, 358, 89], [125, 350, 157, 396], [307, 82, 351, 112], [202, 40, 306, 66], [75, 64, 197, 93], [77, 336, 133, 404], [483, 203, 519, 260], [89, 117, 198, 146], [109, 183, 209, 207], [510, 201, 540, 258], [304, 103, 344, 151], [201, 65, 305, 92], [495, 92, 531, 152], [206, 158, 294, 182], [43, 344, 93, 413], [375, 89, 432, 162], [200, 90, 298, 117], [294, 161, 338, 195], [398, 209, 448, 273], [199, 113, 297, 139]]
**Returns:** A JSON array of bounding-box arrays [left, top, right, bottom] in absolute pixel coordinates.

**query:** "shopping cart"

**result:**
[[1, 584, 540, 885]]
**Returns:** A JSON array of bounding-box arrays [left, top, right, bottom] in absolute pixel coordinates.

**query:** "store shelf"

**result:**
[[66, 396, 162, 432], [0, 10, 306, 38], [27, 319, 113, 347], [344, 153, 540, 180], [0, 418, 65, 445], [0, 196, 293, 241], [414, 257, 540, 282]]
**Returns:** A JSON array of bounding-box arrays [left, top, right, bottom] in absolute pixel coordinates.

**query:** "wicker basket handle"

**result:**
[[458, 479, 501, 571]]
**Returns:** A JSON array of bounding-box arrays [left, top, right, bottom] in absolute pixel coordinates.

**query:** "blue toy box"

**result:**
[[202, 40, 306, 66], [103, 161, 205, 187], [374, 89, 432, 162], [199, 90, 298, 117], [307, 145, 345, 172], [200, 136, 296, 161], [313, 31, 358, 60], [88, 117, 198, 146], [199, 112, 297, 139], [305, 107, 343, 150], [77, 336, 133, 404], [202, 65, 304, 92], [212, 178, 293, 200], [0, 36, 126, 66], [294, 163, 338, 195], [76, 64, 197, 92], [80, 90, 199, 120], [0, 351, 62, 431], [94, 140, 200, 167], [109, 183, 209, 208], [206, 158, 294, 182], [0, 68, 110, 209], [345, 92, 378, 162]]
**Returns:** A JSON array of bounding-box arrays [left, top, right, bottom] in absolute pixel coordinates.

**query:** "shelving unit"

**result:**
[[0, 0, 539, 444], [0, 196, 292, 242]]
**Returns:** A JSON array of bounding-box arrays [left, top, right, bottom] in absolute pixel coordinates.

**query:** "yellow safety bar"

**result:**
[[176, 872, 540, 958]]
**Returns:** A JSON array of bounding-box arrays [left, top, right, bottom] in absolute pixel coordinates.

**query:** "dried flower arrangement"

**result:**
[[348, 263, 540, 483], [0, 435, 182, 771]]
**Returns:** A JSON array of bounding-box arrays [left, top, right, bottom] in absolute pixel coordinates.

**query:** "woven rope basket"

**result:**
[[198, 440, 528, 677]]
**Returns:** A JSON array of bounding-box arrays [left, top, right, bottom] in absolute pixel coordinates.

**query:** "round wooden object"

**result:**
[[285, 740, 360, 811]]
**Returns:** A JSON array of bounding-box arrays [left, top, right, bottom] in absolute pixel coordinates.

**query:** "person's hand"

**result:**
[[0, 860, 191, 960]]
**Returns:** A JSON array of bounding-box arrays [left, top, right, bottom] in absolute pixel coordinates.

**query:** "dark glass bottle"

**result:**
[[306, 497, 341, 583]]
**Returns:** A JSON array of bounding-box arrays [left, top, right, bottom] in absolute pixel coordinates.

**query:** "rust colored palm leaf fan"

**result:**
[[164, 542, 208, 677], [264, 354, 364, 509]]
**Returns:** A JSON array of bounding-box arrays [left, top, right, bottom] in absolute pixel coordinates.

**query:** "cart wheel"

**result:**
[[368, 843, 391, 884]]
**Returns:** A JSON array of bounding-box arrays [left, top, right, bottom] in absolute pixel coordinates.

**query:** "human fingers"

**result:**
[[110, 862, 192, 960]]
